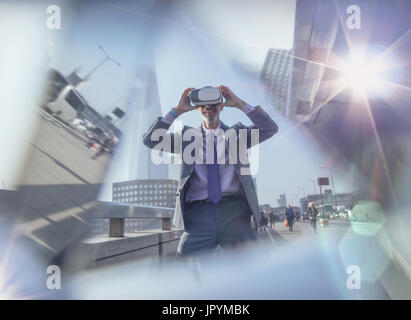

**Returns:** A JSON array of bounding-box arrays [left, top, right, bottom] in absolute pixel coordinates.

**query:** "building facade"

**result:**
[[261, 48, 293, 116], [113, 179, 178, 207], [112, 179, 178, 233], [277, 193, 287, 207]]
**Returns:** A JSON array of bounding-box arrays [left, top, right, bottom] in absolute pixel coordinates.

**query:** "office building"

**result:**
[[113, 179, 178, 233], [277, 193, 287, 207], [261, 48, 293, 116]]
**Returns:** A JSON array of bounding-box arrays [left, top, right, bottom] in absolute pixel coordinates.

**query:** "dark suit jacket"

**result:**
[[142, 106, 278, 229]]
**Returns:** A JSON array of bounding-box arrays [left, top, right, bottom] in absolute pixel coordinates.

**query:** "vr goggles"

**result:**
[[190, 86, 223, 106]]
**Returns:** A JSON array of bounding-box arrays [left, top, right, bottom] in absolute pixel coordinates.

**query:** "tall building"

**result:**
[[113, 179, 178, 233], [277, 193, 287, 207], [126, 65, 168, 180], [261, 49, 293, 116]]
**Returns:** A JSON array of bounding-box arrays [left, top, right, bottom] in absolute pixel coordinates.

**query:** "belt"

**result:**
[[185, 194, 243, 206]]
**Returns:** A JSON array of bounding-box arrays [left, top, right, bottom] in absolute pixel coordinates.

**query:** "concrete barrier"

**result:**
[[78, 229, 183, 268]]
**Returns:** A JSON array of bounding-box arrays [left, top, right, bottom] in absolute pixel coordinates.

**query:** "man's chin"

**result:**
[[202, 116, 217, 124]]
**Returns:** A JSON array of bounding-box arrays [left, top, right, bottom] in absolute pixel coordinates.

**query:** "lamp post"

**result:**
[[320, 166, 338, 208], [84, 45, 121, 81], [307, 179, 317, 195]]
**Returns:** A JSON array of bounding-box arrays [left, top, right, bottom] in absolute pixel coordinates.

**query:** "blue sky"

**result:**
[[43, 0, 355, 206]]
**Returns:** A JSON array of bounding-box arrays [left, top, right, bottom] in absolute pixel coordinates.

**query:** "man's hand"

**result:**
[[219, 85, 246, 110], [173, 87, 197, 115]]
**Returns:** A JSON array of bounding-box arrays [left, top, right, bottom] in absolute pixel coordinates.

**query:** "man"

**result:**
[[307, 202, 318, 233], [285, 204, 294, 231], [143, 85, 278, 257], [269, 210, 275, 228]]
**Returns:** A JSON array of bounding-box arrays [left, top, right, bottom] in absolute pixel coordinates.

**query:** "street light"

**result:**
[[307, 179, 317, 195], [84, 45, 121, 81], [320, 166, 338, 208]]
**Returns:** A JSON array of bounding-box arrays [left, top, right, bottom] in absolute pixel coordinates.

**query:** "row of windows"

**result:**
[[113, 183, 177, 192], [113, 195, 170, 201], [114, 190, 174, 196], [114, 200, 171, 206]]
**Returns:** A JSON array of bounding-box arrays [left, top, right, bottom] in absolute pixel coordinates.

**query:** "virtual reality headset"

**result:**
[[190, 86, 223, 106]]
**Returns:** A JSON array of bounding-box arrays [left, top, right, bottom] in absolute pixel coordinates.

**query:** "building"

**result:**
[[113, 179, 178, 207], [261, 48, 293, 116], [300, 192, 353, 214], [112, 179, 178, 233], [127, 65, 168, 180], [277, 193, 287, 207]]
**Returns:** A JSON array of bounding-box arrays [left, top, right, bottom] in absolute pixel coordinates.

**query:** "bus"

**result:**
[[46, 85, 86, 123]]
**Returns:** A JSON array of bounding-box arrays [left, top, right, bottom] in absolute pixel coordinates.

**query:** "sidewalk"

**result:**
[[257, 220, 316, 248]]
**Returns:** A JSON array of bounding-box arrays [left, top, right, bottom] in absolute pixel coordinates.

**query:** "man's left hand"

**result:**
[[219, 85, 246, 110]]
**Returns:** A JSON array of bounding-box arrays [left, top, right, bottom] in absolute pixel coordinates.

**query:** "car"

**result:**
[[344, 209, 352, 218], [338, 212, 347, 219]]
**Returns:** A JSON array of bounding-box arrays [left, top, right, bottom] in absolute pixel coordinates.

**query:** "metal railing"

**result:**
[[88, 201, 175, 237]]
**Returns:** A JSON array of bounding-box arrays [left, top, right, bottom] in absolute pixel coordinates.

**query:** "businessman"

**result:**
[[143, 85, 279, 257]]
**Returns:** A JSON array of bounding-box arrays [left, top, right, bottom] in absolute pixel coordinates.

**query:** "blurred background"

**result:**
[[0, 0, 410, 299]]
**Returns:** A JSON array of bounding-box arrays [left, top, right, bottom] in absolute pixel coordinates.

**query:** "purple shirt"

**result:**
[[161, 104, 256, 202]]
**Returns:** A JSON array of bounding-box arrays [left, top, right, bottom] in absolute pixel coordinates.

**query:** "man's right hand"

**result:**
[[173, 87, 197, 115]]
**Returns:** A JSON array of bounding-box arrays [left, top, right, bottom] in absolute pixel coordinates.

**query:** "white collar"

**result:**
[[201, 121, 221, 135]]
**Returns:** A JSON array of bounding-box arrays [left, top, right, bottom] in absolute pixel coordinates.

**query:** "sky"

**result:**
[[1, 0, 356, 206]]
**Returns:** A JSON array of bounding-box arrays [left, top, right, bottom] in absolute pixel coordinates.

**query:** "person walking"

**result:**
[[269, 211, 275, 229], [285, 204, 294, 231], [307, 203, 318, 233], [259, 212, 268, 232]]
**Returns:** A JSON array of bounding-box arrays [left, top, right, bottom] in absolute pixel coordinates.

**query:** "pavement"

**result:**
[[257, 218, 352, 248]]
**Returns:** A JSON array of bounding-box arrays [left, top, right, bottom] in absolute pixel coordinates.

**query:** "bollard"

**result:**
[[162, 217, 171, 231], [109, 218, 125, 237]]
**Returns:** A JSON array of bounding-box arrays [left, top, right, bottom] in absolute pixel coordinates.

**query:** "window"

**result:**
[[65, 90, 85, 111]]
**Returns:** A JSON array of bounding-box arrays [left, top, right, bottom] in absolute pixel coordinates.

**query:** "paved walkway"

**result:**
[[257, 220, 321, 248]]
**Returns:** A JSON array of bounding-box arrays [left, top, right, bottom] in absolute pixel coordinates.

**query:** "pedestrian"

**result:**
[[285, 204, 294, 231], [269, 211, 275, 228], [307, 202, 318, 233], [91, 135, 115, 160], [143, 85, 279, 257], [260, 213, 268, 232]]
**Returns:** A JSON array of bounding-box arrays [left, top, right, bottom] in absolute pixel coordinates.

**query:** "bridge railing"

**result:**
[[88, 201, 175, 237]]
